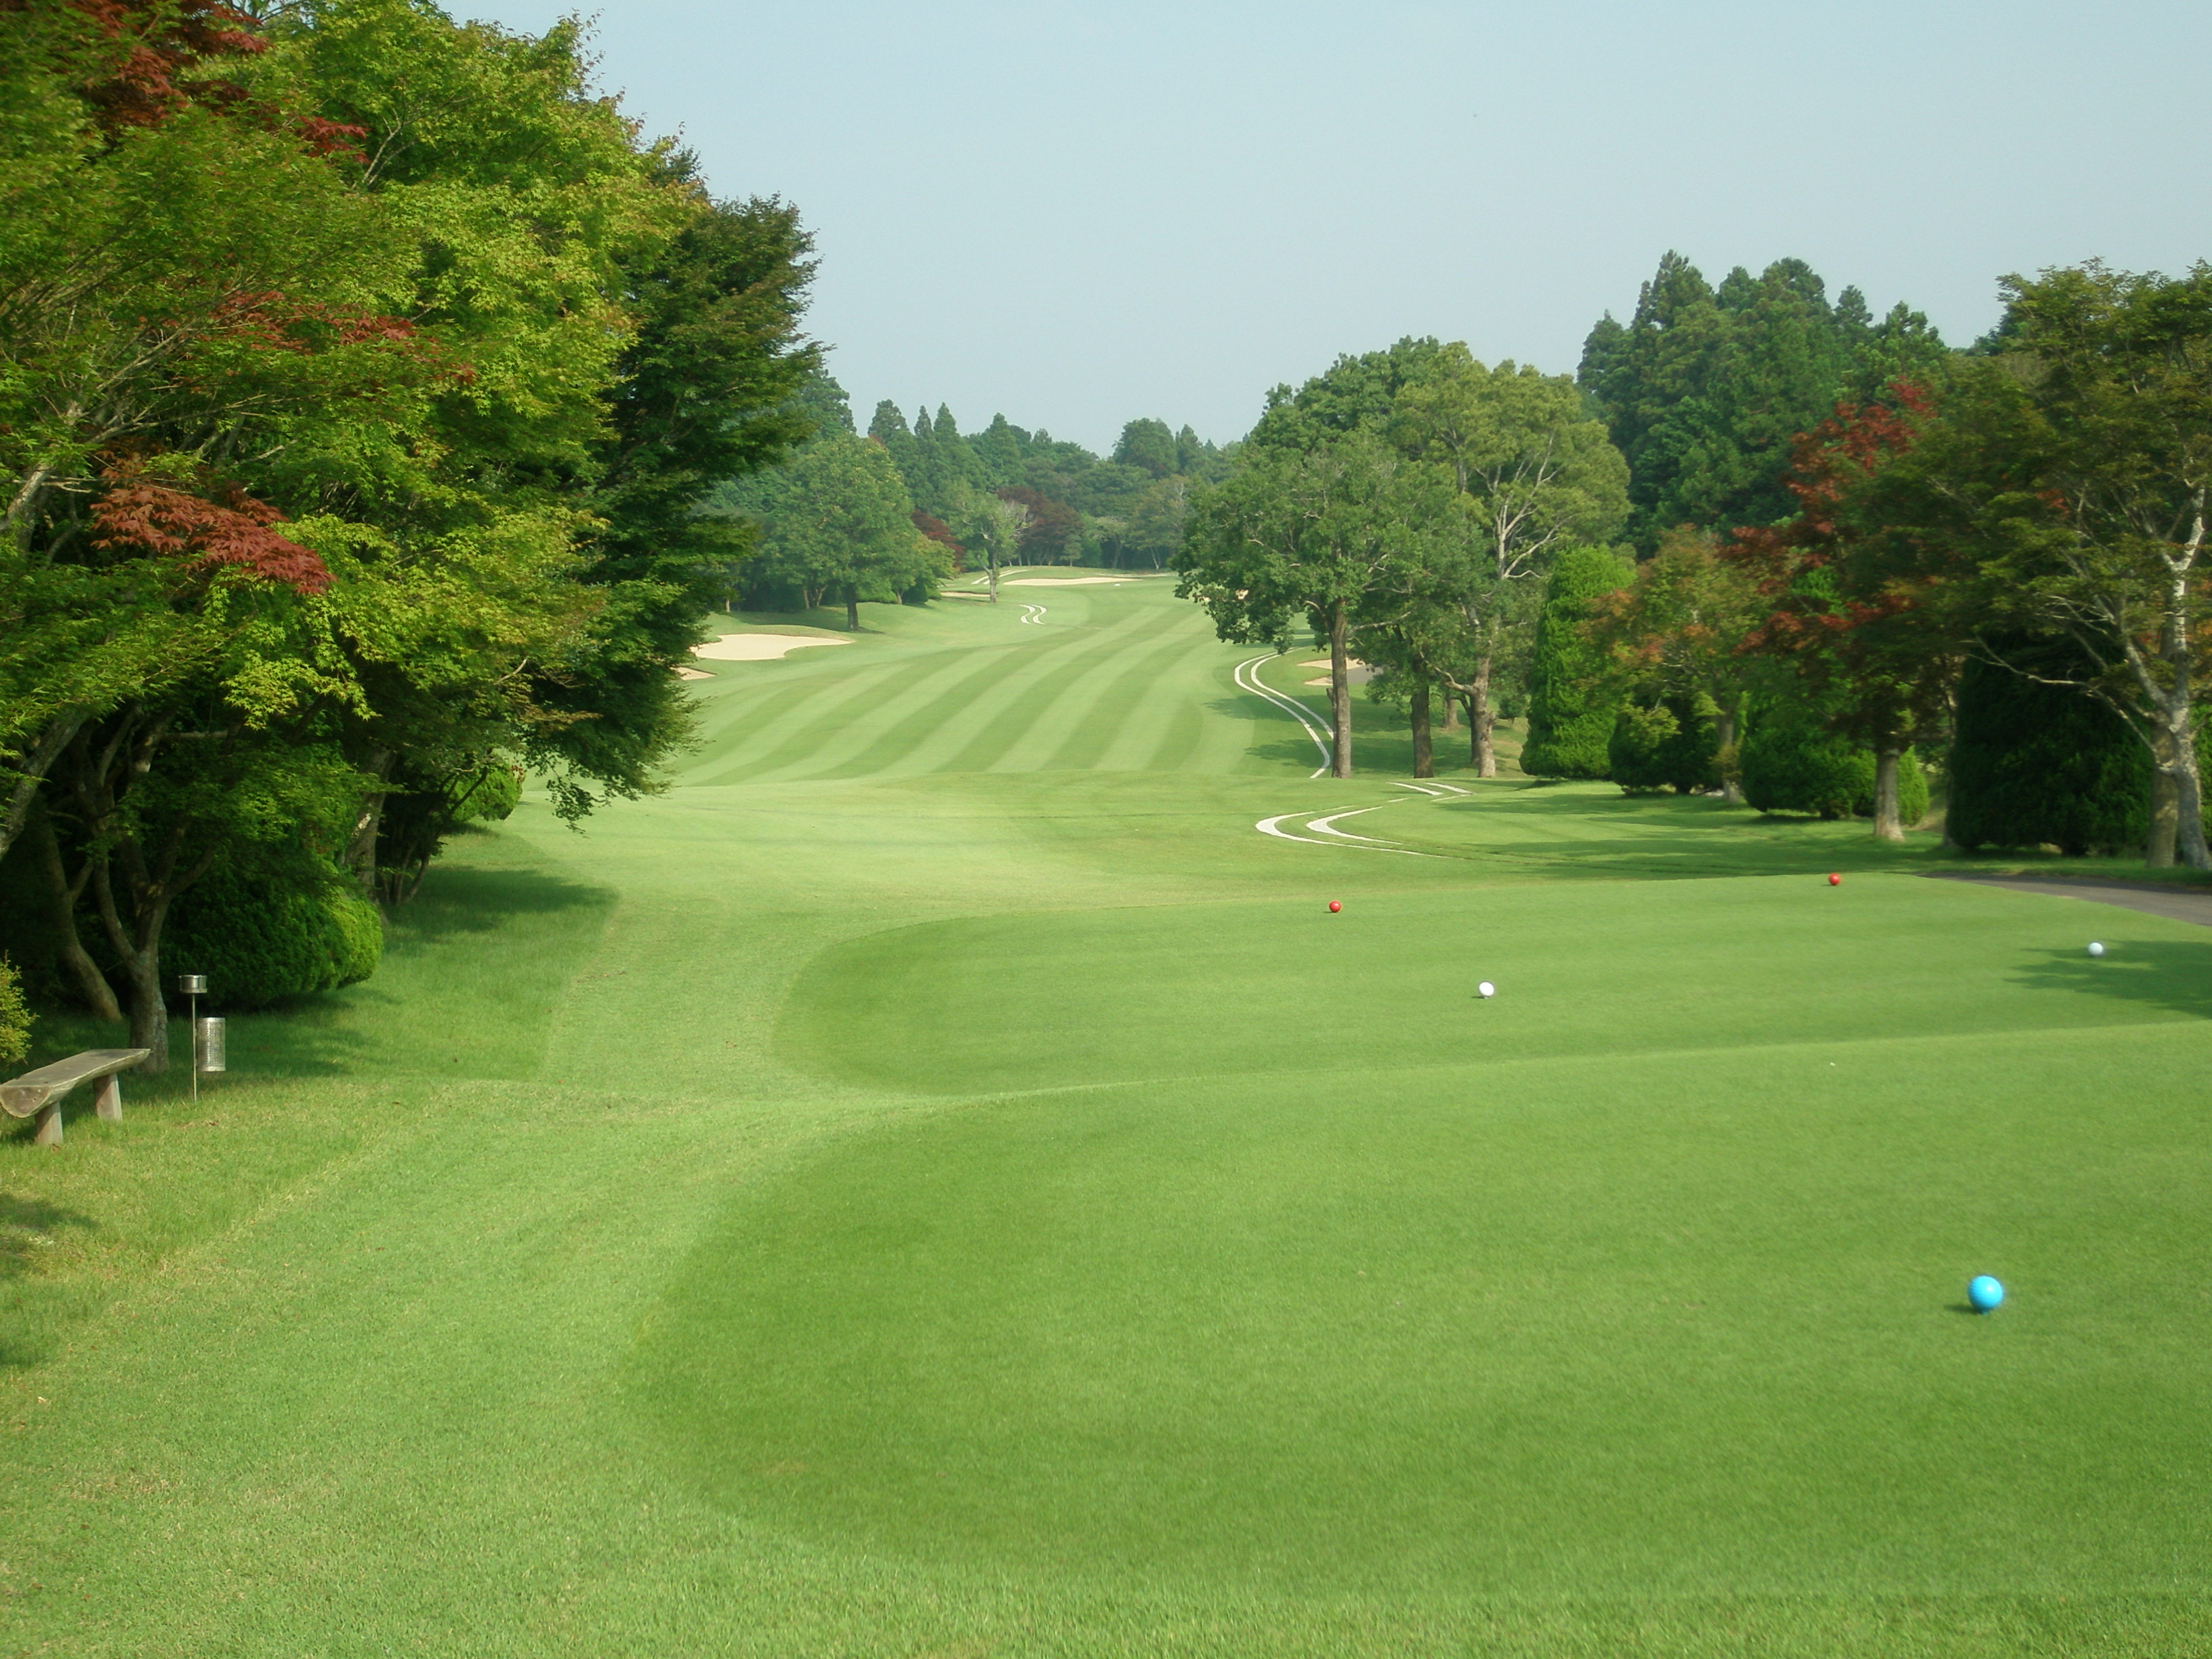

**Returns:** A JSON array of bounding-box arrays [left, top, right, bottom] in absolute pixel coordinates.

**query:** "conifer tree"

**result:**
[[1521, 546, 1633, 778]]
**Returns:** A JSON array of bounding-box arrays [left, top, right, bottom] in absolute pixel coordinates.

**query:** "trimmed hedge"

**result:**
[[1741, 705, 1927, 823], [1609, 693, 1720, 795], [1522, 544, 1632, 779], [167, 863, 383, 1009], [1948, 642, 2149, 855]]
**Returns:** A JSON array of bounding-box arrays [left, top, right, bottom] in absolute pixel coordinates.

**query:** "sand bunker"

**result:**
[[674, 666, 712, 680], [693, 634, 853, 662], [1002, 576, 1137, 587], [1301, 659, 1378, 687]]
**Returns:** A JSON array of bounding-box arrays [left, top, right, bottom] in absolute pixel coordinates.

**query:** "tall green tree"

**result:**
[[1113, 418, 1177, 478], [1852, 264, 2212, 865], [1521, 546, 1633, 779], [755, 436, 941, 628], [1178, 432, 1458, 777], [1389, 350, 1630, 773]]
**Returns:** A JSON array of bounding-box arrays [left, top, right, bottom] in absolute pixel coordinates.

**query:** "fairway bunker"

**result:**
[[692, 633, 853, 661]]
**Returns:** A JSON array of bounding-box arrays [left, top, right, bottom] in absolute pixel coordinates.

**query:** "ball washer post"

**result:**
[[179, 975, 213, 1103]]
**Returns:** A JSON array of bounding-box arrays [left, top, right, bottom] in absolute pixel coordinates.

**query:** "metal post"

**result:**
[[180, 974, 206, 1103]]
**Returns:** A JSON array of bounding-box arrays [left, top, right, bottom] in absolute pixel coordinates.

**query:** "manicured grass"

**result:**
[[3, 577, 2209, 1654]]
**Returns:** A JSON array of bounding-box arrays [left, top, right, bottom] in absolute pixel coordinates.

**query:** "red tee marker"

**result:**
[[1328, 900, 1342, 913], [1828, 873, 1842, 886]]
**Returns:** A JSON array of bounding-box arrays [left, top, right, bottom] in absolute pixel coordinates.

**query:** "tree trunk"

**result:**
[[87, 857, 171, 1073], [2177, 724, 2211, 872], [1441, 693, 1459, 735], [1871, 745, 1906, 842], [2147, 703, 2210, 869], [1715, 701, 1743, 805], [344, 745, 394, 897], [844, 582, 859, 632], [1328, 601, 1352, 778], [987, 554, 999, 602], [2147, 726, 2180, 867], [1471, 652, 1496, 779], [30, 802, 119, 1021], [1410, 678, 1433, 779]]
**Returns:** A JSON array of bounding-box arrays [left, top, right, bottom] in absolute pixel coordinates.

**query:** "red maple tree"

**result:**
[[92, 466, 331, 594]]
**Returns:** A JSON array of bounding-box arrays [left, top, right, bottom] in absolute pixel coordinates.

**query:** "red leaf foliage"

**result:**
[[912, 510, 964, 572], [93, 470, 330, 595], [4, 0, 367, 158], [996, 485, 1080, 557], [202, 290, 422, 355], [1728, 382, 1933, 654], [911, 510, 960, 550], [21, 0, 267, 130]]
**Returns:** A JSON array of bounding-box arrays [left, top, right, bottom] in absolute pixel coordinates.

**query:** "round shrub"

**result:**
[[168, 863, 384, 1009], [456, 763, 521, 824], [1609, 701, 1675, 794], [1741, 706, 1926, 823], [1610, 693, 1720, 795]]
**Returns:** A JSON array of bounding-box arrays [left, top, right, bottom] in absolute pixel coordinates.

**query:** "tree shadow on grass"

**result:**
[[179, 862, 621, 1082], [0, 1193, 94, 1281], [382, 862, 619, 948], [0, 1193, 96, 1368], [2009, 939, 2212, 1023]]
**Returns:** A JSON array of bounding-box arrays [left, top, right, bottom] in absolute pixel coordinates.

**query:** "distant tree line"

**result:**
[[713, 373, 1229, 611], [0, 1, 814, 1063], [1181, 250, 2212, 871]]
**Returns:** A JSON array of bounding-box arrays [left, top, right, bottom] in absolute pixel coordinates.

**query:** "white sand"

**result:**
[[1001, 576, 1134, 587], [674, 666, 712, 680], [693, 634, 853, 661], [1305, 665, 1378, 687]]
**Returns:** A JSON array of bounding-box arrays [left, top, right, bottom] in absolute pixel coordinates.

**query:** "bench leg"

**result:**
[[33, 1103, 62, 1147], [96, 1073, 123, 1123]]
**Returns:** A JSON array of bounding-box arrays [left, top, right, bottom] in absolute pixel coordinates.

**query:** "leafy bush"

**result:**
[[167, 863, 383, 1009], [1742, 704, 1927, 823], [1892, 751, 1930, 827], [1949, 640, 2150, 855], [1610, 693, 1720, 794], [377, 760, 521, 903], [0, 956, 30, 1070], [1522, 544, 1631, 779], [457, 763, 521, 823]]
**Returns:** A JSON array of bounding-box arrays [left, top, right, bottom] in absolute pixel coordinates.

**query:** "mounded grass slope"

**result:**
[[4, 578, 2210, 1656]]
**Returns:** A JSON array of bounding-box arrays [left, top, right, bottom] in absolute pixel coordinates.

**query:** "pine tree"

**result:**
[[1580, 253, 1948, 550], [1521, 545, 1632, 777], [930, 404, 988, 514], [975, 415, 1025, 487], [867, 399, 920, 493]]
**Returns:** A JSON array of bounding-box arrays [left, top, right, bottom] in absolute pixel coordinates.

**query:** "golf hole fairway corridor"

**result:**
[[7, 579, 2212, 1656]]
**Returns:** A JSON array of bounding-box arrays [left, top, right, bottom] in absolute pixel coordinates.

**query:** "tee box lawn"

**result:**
[[3, 578, 2209, 1656]]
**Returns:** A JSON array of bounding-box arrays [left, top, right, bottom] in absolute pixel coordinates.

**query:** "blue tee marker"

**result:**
[[1968, 1274, 2005, 1313]]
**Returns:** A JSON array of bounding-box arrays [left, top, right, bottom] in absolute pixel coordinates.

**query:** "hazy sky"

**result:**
[[467, 2, 2211, 453]]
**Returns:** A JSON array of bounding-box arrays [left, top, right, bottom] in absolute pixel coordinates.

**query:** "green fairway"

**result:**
[[6, 577, 2212, 1655]]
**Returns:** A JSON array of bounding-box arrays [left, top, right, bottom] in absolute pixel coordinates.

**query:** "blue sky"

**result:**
[[467, 1, 2212, 453]]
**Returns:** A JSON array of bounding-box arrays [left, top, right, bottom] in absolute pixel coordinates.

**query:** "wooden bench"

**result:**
[[2, 1050, 152, 1147]]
